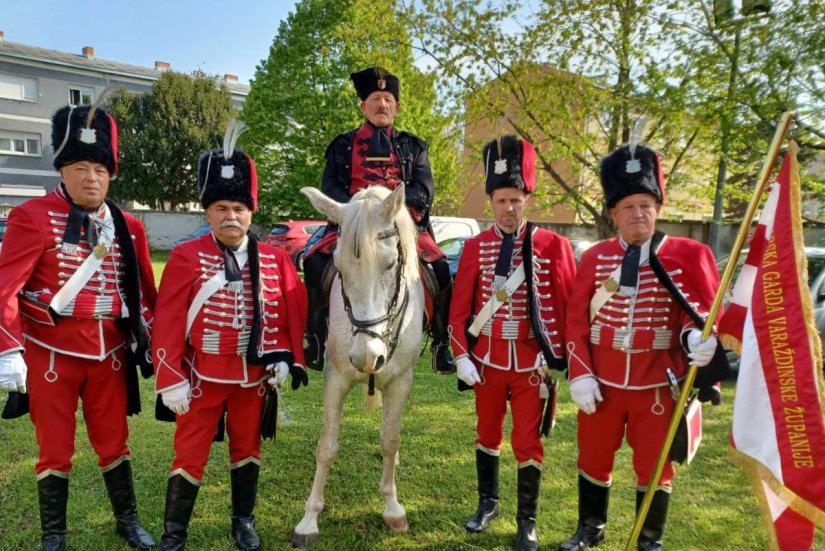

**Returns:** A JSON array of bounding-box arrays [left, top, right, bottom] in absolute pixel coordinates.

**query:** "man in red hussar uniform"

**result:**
[[302, 66, 456, 374], [449, 135, 577, 551], [559, 143, 728, 551], [0, 101, 157, 550], [152, 120, 308, 551]]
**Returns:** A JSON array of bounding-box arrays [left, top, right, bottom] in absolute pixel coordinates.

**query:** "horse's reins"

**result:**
[[339, 225, 409, 395]]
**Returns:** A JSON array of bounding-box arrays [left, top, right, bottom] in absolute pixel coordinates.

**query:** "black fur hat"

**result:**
[[600, 144, 665, 208], [350, 67, 400, 102], [51, 104, 118, 175], [483, 135, 536, 195], [198, 120, 258, 211]]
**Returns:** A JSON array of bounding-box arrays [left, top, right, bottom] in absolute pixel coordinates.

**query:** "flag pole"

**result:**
[[624, 111, 795, 550]]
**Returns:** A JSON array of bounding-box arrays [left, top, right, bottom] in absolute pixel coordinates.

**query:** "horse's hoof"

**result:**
[[384, 515, 409, 533], [292, 532, 319, 548]]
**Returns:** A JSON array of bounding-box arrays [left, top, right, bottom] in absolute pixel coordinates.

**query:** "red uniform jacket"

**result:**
[[153, 234, 307, 393], [0, 188, 156, 359], [566, 235, 719, 389], [449, 223, 576, 372], [308, 123, 444, 262]]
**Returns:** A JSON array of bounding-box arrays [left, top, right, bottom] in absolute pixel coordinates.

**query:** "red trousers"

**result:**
[[171, 377, 267, 481], [474, 364, 544, 464], [577, 385, 676, 488], [26, 341, 129, 475]]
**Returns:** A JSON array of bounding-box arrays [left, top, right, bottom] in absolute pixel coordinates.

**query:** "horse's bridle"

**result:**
[[339, 225, 409, 367]]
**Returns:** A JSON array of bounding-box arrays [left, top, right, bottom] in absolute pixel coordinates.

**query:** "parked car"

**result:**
[[438, 235, 473, 279], [570, 239, 594, 263], [266, 220, 326, 271], [171, 224, 211, 248], [717, 247, 825, 375], [431, 216, 480, 243]]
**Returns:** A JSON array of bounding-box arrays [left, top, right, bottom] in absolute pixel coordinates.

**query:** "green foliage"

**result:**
[[107, 72, 237, 211], [242, 0, 460, 226], [408, 0, 825, 233]]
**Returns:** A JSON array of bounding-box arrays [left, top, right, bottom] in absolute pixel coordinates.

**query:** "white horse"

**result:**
[[292, 184, 425, 548]]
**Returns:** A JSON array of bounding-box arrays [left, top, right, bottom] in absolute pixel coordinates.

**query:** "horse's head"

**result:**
[[301, 184, 419, 374]]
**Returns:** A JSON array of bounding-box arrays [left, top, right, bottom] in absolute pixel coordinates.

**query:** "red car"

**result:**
[[265, 220, 327, 271]]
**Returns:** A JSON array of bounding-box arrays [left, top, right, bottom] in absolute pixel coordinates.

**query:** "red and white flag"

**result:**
[[719, 143, 825, 550]]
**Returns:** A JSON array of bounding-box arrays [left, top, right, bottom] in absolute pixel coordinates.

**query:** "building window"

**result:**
[[68, 86, 94, 107], [0, 131, 42, 156], [0, 73, 38, 102]]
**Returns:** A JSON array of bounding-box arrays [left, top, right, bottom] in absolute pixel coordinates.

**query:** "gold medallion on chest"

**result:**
[[93, 243, 109, 259], [603, 277, 619, 293], [495, 288, 509, 302]]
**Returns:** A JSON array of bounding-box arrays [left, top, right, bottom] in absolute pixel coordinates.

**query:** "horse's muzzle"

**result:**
[[349, 335, 388, 373]]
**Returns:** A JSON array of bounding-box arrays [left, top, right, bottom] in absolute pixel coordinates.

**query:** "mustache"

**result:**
[[219, 220, 243, 229]]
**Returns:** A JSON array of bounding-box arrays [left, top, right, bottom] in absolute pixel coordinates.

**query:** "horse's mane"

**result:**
[[336, 186, 420, 285]]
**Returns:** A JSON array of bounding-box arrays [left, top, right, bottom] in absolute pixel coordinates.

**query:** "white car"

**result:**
[[430, 216, 480, 243]]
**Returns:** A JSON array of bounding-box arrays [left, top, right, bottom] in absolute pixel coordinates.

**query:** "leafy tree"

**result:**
[[669, 0, 825, 230], [242, 0, 460, 226], [406, 0, 825, 236], [107, 72, 236, 211]]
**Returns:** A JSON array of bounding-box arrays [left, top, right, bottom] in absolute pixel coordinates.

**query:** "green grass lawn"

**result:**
[[0, 253, 821, 550]]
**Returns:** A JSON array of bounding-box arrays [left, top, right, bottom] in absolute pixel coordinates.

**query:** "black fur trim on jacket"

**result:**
[[647, 231, 730, 387], [523, 222, 566, 371], [245, 233, 294, 367]]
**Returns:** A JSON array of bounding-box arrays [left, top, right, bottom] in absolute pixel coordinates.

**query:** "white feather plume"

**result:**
[[85, 85, 118, 129], [628, 116, 647, 159], [223, 119, 247, 160]]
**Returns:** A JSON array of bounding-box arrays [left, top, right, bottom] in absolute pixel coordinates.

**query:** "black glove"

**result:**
[[697, 385, 722, 405], [289, 364, 309, 390], [404, 186, 428, 211]]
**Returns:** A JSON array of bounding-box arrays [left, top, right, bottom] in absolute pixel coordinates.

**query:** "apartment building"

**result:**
[[0, 30, 248, 207]]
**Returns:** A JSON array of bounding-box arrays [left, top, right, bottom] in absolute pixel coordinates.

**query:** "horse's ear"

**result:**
[[381, 183, 405, 222], [301, 187, 343, 224]]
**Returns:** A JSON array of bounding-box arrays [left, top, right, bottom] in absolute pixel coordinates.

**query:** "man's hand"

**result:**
[[456, 357, 481, 387], [0, 351, 27, 393], [569, 377, 603, 415], [686, 329, 717, 367], [266, 361, 290, 387], [289, 364, 309, 390], [161, 382, 191, 415]]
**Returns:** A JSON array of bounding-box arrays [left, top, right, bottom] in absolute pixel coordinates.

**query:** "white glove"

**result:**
[[456, 356, 481, 387], [266, 361, 290, 387], [0, 351, 27, 393], [569, 377, 603, 415], [686, 329, 717, 367], [161, 382, 191, 415]]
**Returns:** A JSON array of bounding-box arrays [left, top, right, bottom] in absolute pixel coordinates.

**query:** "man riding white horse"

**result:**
[[303, 66, 455, 375]]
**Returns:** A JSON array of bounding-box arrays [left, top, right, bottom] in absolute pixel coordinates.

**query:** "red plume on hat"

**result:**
[[482, 134, 536, 194], [198, 119, 258, 211]]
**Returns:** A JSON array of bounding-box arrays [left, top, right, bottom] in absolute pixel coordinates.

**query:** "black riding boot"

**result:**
[[230, 462, 261, 551], [465, 449, 500, 533], [559, 475, 610, 551], [158, 474, 200, 551], [635, 489, 669, 551], [431, 280, 456, 374], [516, 464, 541, 551], [103, 460, 156, 549], [38, 474, 69, 551], [303, 252, 330, 371]]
